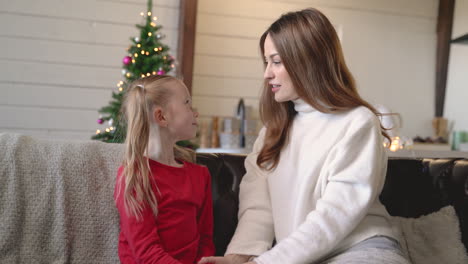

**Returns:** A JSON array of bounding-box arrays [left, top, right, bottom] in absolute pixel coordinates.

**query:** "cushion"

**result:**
[[391, 206, 468, 264]]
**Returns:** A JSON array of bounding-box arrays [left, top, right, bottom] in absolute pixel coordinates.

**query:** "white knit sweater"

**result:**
[[225, 99, 398, 264]]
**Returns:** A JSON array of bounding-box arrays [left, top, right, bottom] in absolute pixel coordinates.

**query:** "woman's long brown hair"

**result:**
[[257, 8, 389, 170], [118, 75, 195, 220]]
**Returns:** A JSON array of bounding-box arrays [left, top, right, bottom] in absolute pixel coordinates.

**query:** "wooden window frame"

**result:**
[[177, 0, 198, 94]]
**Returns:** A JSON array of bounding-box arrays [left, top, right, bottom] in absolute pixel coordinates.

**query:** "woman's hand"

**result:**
[[198, 254, 251, 264]]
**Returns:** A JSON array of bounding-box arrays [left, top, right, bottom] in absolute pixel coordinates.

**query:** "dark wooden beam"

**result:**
[[177, 0, 198, 94], [435, 0, 455, 117]]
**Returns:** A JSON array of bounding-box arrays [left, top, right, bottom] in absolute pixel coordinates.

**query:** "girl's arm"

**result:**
[[225, 128, 275, 256], [196, 166, 216, 261], [115, 183, 183, 264], [254, 114, 387, 264]]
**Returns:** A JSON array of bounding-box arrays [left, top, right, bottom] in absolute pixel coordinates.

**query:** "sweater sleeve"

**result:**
[[115, 174, 183, 264], [255, 114, 387, 264], [225, 127, 275, 256], [196, 167, 216, 261]]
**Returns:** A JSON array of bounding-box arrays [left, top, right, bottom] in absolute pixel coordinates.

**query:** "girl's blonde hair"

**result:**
[[258, 8, 390, 170], [119, 75, 195, 219]]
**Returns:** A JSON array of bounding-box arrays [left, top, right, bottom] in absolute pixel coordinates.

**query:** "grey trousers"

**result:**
[[318, 236, 411, 264]]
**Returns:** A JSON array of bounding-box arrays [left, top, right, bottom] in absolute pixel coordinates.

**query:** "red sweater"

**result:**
[[114, 159, 215, 264]]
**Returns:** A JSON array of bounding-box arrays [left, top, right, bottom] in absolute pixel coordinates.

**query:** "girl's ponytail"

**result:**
[[121, 83, 158, 220]]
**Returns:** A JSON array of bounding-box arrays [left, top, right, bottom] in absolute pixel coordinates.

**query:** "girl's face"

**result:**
[[164, 81, 199, 141], [263, 34, 299, 103]]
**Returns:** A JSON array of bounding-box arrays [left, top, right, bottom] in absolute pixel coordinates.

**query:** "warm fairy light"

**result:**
[[171, 64, 175, 68], [146, 73, 151, 76], [141, 74, 145, 77], [119, 87, 123, 92], [140, 12, 144, 16], [163, 56, 167, 60], [134, 53, 138, 57], [110, 126, 114, 131], [153, 16, 158, 20], [141, 50, 145, 54], [106, 128, 110, 133], [159, 47, 163, 51], [152, 71, 157, 75], [154, 48, 158, 52], [148, 11, 152, 16], [96, 129, 101, 134], [148, 32, 152, 37], [388, 137, 402, 152], [126, 73, 131, 77], [137, 44, 141, 48], [145, 51, 149, 55], [150, 22, 156, 27], [132, 59, 136, 63], [119, 81, 124, 85]]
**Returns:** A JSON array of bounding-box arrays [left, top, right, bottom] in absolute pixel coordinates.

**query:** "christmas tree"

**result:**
[[92, 0, 176, 143]]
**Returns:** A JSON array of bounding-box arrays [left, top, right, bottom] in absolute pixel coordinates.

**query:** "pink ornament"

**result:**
[[97, 118, 104, 124], [157, 70, 165, 75], [123, 56, 132, 65]]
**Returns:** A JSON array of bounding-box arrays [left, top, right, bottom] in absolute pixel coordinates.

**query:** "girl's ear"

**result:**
[[153, 106, 168, 127]]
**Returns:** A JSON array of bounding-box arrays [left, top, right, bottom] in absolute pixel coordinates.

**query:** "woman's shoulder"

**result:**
[[343, 106, 379, 124], [347, 105, 376, 118]]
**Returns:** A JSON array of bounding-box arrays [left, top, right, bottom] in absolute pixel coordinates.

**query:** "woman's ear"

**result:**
[[153, 106, 168, 127]]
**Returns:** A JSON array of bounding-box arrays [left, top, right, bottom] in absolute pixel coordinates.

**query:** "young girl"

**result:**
[[200, 8, 409, 264], [114, 75, 215, 263]]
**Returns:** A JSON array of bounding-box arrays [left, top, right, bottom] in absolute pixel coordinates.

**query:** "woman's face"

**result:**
[[263, 34, 299, 102]]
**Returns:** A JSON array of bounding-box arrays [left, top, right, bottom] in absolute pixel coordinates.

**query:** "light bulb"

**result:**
[[106, 128, 110, 133], [96, 130, 101, 134], [110, 126, 114, 130], [140, 12, 144, 16], [153, 16, 158, 20], [154, 48, 158, 52], [134, 53, 138, 57], [146, 73, 151, 76], [148, 12, 152, 16], [152, 71, 157, 75], [119, 87, 123, 92], [126, 73, 131, 77], [132, 59, 136, 63], [141, 50, 145, 54], [137, 44, 141, 48], [151, 22, 156, 27], [148, 32, 152, 36], [145, 52, 149, 55]]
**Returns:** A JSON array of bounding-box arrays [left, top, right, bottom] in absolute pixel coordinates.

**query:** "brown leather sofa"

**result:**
[[196, 154, 468, 256]]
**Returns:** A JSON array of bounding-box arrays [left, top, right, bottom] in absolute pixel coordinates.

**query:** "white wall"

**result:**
[[0, 0, 180, 140], [192, 0, 438, 138], [445, 0, 468, 132]]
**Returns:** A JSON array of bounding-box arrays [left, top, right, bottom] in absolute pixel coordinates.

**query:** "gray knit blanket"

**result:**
[[0, 133, 123, 264]]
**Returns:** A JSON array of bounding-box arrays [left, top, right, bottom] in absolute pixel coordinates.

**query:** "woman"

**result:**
[[200, 8, 409, 264]]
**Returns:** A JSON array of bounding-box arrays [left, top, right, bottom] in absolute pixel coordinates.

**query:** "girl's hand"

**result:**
[[198, 254, 251, 264]]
